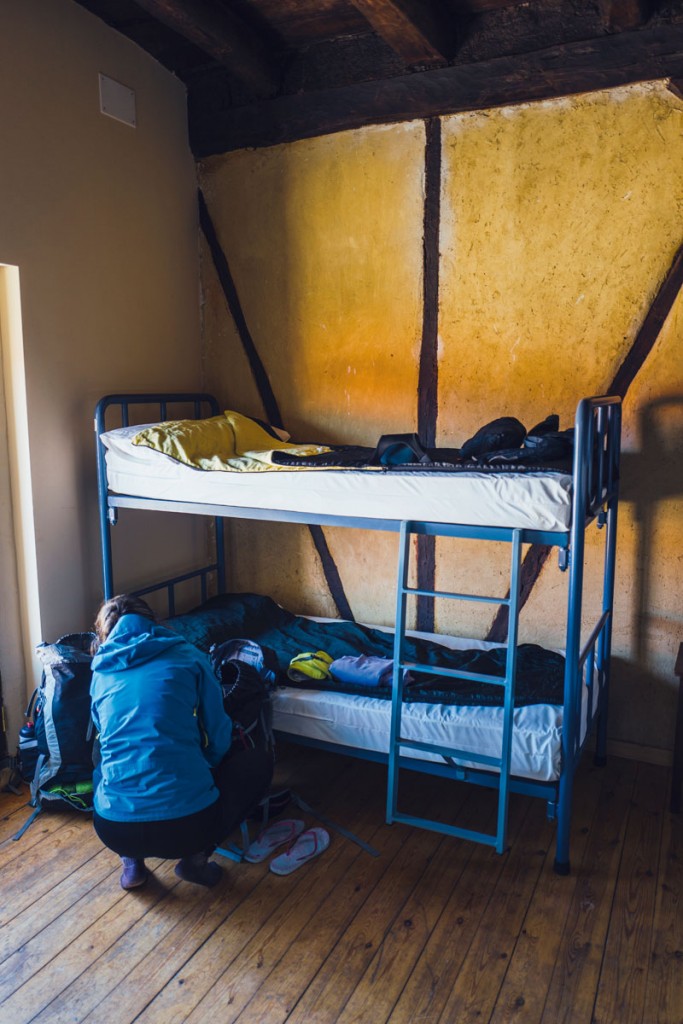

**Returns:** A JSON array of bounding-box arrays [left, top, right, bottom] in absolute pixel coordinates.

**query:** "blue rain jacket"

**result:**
[[90, 614, 232, 822]]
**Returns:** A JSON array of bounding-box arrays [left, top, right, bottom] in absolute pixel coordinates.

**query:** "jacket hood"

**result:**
[[91, 613, 186, 673]]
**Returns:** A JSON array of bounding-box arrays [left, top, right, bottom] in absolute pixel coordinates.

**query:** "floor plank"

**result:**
[[279, 771, 479, 1024], [592, 763, 669, 1024], [488, 758, 624, 1024], [334, 791, 494, 1024], [539, 757, 639, 1023], [72, 746, 360, 1024], [135, 758, 386, 1024], [645, 791, 683, 1024], [432, 801, 553, 1023], [0, 748, 678, 1024], [184, 762, 409, 1023], [238, 775, 481, 1024]]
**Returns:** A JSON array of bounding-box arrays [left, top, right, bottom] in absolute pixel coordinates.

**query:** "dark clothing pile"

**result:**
[[166, 593, 567, 709], [270, 414, 574, 473]]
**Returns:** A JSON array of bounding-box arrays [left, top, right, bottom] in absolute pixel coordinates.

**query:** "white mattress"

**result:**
[[272, 688, 563, 782], [101, 424, 574, 532], [272, 627, 597, 784]]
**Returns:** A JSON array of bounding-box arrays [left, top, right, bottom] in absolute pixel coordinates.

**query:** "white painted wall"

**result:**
[[0, 0, 204, 744]]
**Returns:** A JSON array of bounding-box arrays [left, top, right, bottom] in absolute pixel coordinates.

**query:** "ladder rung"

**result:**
[[402, 585, 510, 606], [398, 662, 508, 687], [390, 811, 499, 848], [396, 735, 502, 769]]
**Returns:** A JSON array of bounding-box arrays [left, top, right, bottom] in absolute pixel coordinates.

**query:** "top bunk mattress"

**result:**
[[100, 423, 574, 532]]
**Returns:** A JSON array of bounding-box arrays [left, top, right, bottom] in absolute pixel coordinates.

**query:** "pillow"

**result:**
[[132, 410, 294, 471]]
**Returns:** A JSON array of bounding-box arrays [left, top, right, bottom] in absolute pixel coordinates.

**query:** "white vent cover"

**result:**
[[98, 74, 136, 127]]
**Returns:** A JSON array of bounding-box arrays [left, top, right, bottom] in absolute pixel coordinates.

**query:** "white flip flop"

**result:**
[[243, 818, 306, 863], [269, 827, 330, 875]]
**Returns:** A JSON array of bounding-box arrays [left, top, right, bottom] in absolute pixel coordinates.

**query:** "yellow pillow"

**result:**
[[132, 410, 326, 472]]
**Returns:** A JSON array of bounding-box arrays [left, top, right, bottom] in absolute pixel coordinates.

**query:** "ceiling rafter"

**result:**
[[190, 22, 683, 155], [131, 0, 279, 96], [667, 74, 683, 99], [348, 0, 455, 68], [598, 0, 649, 32]]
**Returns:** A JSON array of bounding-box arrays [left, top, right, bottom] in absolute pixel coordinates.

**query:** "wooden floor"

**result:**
[[1, 743, 681, 1024]]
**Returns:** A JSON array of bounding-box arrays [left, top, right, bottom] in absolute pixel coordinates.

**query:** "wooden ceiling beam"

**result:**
[[667, 77, 683, 101], [348, 0, 455, 68], [131, 0, 279, 96], [190, 22, 683, 156], [599, 0, 648, 32]]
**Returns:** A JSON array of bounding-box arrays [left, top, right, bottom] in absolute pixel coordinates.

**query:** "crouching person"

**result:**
[[90, 595, 273, 891]]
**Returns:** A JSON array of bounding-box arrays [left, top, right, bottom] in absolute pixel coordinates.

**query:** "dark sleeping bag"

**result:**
[[166, 593, 566, 708]]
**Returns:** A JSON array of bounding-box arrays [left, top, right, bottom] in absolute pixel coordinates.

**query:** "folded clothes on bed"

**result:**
[[165, 593, 566, 708], [330, 655, 415, 689]]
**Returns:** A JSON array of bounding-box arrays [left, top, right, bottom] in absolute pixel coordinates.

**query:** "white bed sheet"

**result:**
[[101, 423, 574, 532], [272, 626, 597, 784], [272, 688, 563, 782]]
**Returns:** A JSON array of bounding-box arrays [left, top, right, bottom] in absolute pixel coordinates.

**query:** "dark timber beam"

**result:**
[[667, 77, 683, 101], [416, 118, 441, 633], [132, 0, 279, 97], [349, 0, 454, 68], [190, 23, 683, 155], [599, 0, 648, 32]]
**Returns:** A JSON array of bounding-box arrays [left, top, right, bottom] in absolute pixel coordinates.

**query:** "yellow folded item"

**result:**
[[287, 651, 334, 683], [133, 410, 330, 472]]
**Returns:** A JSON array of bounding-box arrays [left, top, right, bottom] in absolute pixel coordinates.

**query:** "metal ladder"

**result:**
[[386, 521, 524, 854]]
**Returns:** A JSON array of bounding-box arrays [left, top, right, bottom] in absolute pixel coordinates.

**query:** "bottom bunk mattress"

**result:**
[[271, 687, 563, 783], [165, 592, 596, 786]]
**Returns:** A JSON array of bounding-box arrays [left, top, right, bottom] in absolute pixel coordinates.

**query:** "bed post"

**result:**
[[555, 397, 621, 875], [215, 516, 226, 594], [555, 398, 592, 875], [594, 402, 621, 765]]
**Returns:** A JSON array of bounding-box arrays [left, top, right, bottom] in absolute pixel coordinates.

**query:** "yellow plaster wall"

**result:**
[[200, 123, 425, 623], [199, 82, 683, 756]]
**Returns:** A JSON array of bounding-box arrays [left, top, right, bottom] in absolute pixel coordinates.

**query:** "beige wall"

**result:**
[[199, 82, 683, 760], [0, 0, 204, 742]]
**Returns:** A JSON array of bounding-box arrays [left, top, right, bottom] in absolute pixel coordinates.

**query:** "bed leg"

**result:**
[[594, 694, 609, 767], [554, 767, 574, 876], [553, 857, 571, 876]]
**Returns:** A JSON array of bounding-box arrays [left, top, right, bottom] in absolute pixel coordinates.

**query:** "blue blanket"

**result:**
[[166, 592, 565, 708]]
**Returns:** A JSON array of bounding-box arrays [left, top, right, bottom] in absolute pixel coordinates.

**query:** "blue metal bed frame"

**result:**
[[94, 393, 621, 874]]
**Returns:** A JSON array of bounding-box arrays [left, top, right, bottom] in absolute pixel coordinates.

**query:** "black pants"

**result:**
[[93, 745, 274, 860]]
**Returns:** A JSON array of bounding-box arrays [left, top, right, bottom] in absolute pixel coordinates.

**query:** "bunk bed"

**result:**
[[94, 392, 621, 874]]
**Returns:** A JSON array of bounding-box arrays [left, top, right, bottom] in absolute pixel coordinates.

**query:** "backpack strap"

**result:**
[[29, 751, 48, 807], [24, 687, 39, 720], [290, 791, 380, 857], [12, 804, 43, 841]]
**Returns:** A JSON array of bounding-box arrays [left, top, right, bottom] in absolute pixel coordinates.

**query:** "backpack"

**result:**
[[27, 632, 97, 816], [209, 639, 277, 754]]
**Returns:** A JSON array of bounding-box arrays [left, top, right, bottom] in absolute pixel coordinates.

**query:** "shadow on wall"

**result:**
[[619, 394, 683, 667], [609, 655, 679, 755]]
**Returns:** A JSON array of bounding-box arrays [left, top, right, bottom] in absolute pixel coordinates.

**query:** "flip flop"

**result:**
[[243, 818, 306, 863], [269, 827, 330, 876]]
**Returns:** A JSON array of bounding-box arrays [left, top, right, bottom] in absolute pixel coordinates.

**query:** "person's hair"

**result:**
[[94, 594, 156, 646]]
